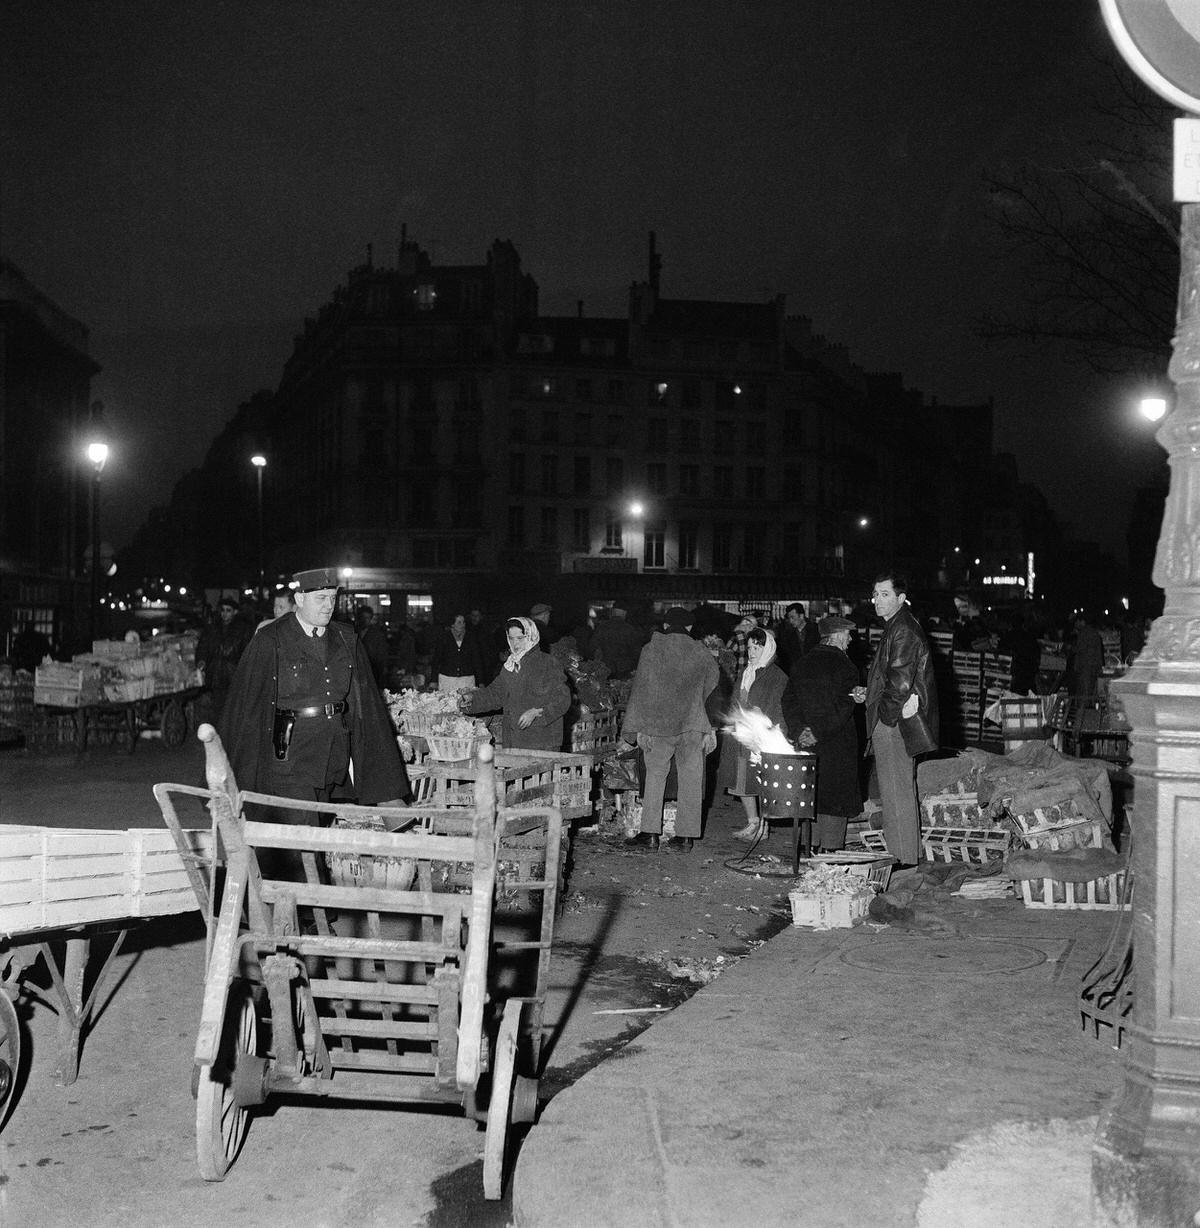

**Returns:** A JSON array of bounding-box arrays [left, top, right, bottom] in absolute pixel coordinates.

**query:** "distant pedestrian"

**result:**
[[196, 596, 253, 725], [256, 587, 296, 633], [430, 612, 489, 690], [775, 602, 819, 674], [996, 608, 1041, 695], [12, 620, 51, 673], [530, 602, 554, 651], [468, 608, 501, 683], [356, 606, 389, 688], [1070, 612, 1105, 697], [590, 605, 646, 679]]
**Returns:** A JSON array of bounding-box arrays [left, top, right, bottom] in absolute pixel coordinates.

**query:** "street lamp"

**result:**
[[250, 454, 266, 598], [85, 410, 110, 645], [1139, 395, 1168, 422]]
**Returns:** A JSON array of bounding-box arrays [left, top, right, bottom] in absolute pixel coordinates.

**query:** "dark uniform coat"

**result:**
[[781, 644, 862, 818], [217, 612, 410, 805]]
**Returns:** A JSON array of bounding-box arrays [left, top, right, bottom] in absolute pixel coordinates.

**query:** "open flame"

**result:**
[[726, 704, 796, 756]]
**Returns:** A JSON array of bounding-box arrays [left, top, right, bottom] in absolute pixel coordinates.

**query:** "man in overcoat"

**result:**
[[781, 615, 862, 851]]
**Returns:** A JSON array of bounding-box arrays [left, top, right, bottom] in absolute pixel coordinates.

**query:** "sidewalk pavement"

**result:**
[[513, 884, 1125, 1228]]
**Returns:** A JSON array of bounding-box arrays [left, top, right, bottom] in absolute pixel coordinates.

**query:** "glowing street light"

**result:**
[[1140, 396, 1168, 423], [628, 501, 644, 518]]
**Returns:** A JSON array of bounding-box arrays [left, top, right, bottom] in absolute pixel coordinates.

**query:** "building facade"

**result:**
[[0, 260, 98, 655], [121, 235, 1058, 627]]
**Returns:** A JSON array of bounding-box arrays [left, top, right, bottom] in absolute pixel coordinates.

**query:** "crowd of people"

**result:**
[[195, 567, 946, 873], [97, 567, 1145, 881]]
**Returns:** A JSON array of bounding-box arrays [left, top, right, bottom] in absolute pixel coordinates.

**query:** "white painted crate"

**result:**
[[0, 825, 213, 937]]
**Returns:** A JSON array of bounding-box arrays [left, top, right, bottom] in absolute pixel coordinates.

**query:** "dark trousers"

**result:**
[[637, 731, 706, 838]]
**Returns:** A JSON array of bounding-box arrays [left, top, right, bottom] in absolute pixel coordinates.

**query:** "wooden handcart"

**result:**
[[0, 822, 213, 1131], [154, 726, 564, 1199], [34, 684, 203, 754]]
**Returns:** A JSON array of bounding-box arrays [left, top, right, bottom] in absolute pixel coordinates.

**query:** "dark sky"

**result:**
[[0, 1, 1172, 560]]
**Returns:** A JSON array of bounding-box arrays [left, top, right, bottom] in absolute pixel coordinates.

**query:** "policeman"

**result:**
[[218, 567, 410, 821]]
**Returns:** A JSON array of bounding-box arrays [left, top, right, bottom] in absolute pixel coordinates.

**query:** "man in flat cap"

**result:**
[[620, 606, 719, 851], [218, 567, 410, 828], [782, 614, 864, 852]]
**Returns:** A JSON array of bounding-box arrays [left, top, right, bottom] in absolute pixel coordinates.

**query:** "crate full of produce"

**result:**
[[788, 862, 877, 930], [385, 687, 469, 737]]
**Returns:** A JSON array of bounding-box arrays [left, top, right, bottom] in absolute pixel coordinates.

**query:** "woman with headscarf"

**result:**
[[463, 616, 572, 751], [717, 626, 789, 840]]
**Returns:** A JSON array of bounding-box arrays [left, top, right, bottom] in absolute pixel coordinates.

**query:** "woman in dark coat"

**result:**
[[465, 616, 572, 751], [781, 616, 863, 851], [430, 612, 489, 689], [717, 627, 789, 839]]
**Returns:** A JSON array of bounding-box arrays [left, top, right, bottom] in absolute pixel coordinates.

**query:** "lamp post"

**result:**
[[85, 427, 109, 645], [250, 454, 266, 599], [1095, 4, 1200, 1222]]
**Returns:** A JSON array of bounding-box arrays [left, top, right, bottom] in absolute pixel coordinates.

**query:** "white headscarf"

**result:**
[[740, 628, 777, 694], [502, 616, 541, 673]]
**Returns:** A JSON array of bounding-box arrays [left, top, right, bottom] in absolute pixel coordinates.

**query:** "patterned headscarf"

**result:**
[[503, 616, 541, 673]]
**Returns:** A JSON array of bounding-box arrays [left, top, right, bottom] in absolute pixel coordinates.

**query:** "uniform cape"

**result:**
[[217, 614, 410, 803]]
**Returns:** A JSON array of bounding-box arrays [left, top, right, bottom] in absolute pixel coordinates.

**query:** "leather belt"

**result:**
[[278, 701, 348, 719]]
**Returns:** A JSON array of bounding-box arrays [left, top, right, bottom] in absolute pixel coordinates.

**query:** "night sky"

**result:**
[[0, 1, 1172, 561]]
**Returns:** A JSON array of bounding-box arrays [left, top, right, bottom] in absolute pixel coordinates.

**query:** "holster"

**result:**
[[272, 709, 296, 761]]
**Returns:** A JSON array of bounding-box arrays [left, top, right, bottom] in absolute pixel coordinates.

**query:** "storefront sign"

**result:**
[[574, 556, 638, 573]]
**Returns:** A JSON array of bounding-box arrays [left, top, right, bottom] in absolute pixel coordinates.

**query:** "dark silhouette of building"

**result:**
[[0, 260, 98, 656], [118, 232, 1070, 623]]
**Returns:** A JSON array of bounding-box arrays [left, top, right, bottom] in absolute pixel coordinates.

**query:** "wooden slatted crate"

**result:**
[[0, 825, 213, 937], [1021, 870, 1126, 910]]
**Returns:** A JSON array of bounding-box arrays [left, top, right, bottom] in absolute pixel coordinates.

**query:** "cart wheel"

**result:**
[[0, 990, 21, 1132], [196, 983, 258, 1180], [161, 699, 187, 748], [483, 998, 538, 1200]]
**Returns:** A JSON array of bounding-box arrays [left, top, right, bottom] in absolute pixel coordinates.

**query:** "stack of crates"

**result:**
[[34, 660, 103, 708], [0, 666, 34, 738], [998, 697, 1052, 753]]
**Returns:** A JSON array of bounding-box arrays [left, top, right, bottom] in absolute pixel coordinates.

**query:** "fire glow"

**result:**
[[725, 705, 796, 756]]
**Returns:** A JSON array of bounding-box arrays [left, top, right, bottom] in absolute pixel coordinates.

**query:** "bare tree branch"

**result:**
[[979, 57, 1178, 375]]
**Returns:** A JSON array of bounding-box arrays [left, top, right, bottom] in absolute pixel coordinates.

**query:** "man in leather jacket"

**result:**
[[863, 570, 938, 867]]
